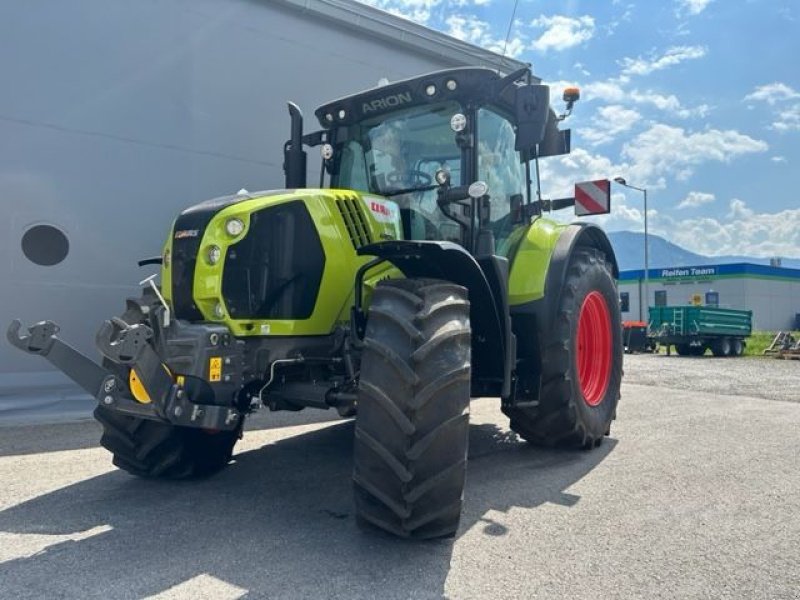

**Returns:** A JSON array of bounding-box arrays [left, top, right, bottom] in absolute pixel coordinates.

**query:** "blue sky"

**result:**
[[358, 0, 799, 259]]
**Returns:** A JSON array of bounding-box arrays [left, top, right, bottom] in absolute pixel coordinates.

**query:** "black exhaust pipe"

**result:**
[[283, 102, 307, 189]]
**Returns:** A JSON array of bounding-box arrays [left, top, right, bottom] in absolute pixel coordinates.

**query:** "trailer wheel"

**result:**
[[733, 338, 744, 356], [505, 247, 622, 449], [94, 293, 241, 478], [354, 278, 471, 539], [675, 344, 692, 356], [712, 337, 732, 357]]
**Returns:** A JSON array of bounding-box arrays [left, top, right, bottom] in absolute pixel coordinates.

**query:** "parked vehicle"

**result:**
[[649, 305, 752, 357], [622, 321, 657, 353], [8, 66, 622, 539]]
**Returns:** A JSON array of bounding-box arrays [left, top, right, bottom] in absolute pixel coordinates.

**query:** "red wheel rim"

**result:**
[[577, 291, 612, 407]]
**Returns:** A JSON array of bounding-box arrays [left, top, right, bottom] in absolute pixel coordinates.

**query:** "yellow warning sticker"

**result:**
[[209, 357, 222, 382]]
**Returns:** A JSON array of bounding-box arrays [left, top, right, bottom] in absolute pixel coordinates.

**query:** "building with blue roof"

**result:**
[[618, 263, 800, 330]]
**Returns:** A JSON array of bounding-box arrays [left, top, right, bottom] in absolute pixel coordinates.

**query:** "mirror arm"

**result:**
[[540, 197, 575, 211]]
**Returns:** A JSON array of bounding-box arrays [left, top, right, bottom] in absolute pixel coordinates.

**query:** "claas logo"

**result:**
[[370, 201, 391, 216]]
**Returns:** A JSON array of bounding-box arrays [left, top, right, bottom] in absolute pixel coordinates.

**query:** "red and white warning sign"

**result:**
[[574, 179, 611, 216]]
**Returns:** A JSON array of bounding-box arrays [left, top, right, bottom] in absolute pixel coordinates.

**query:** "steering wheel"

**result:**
[[386, 170, 433, 187]]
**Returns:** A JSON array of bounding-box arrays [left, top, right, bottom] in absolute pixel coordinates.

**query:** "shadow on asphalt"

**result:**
[[0, 409, 343, 458], [0, 420, 102, 457], [0, 420, 615, 598]]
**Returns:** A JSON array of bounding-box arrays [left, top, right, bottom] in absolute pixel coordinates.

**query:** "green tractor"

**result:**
[[8, 67, 622, 539]]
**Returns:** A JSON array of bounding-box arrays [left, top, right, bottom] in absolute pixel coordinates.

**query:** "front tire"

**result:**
[[505, 248, 623, 449], [353, 279, 471, 539], [94, 291, 241, 479], [95, 407, 241, 478]]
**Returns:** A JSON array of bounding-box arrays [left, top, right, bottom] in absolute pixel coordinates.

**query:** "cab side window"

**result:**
[[477, 109, 526, 247]]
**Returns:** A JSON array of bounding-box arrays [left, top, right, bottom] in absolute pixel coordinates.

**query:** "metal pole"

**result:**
[[613, 178, 650, 324], [643, 187, 649, 326]]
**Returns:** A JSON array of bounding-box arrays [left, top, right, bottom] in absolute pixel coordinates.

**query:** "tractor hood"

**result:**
[[162, 189, 402, 336]]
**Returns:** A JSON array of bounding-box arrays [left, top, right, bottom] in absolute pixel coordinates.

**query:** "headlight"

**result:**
[[206, 245, 221, 265], [214, 302, 225, 318], [225, 218, 245, 237]]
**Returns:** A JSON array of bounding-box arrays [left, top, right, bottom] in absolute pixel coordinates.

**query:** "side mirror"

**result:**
[[467, 181, 488, 199], [514, 84, 550, 152], [574, 179, 611, 216]]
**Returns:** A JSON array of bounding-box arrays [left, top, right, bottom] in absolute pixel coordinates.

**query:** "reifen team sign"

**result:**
[[574, 179, 611, 216]]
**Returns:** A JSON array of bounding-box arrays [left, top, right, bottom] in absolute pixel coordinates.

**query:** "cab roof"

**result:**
[[314, 67, 541, 128]]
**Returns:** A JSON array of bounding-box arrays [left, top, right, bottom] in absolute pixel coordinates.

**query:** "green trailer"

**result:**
[[649, 305, 752, 357]]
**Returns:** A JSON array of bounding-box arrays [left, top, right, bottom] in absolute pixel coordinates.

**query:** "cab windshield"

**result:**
[[334, 102, 463, 243]]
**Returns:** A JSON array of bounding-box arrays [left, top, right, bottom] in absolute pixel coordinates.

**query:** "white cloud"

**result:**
[[358, 0, 441, 23], [583, 81, 711, 119], [677, 191, 715, 209], [536, 150, 798, 259], [628, 90, 710, 118], [621, 124, 768, 185], [538, 147, 619, 200], [580, 105, 642, 146], [743, 82, 800, 106], [676, 0, 713, 15], [676, 103, 711, 119], [620, 45, 707, 76], [658, 201, 800, 258], [530, 15, 595, 52], [744, 83, 800, 133], [771, 156, 787, 163], [579, 81, 624, 102], [727, 198, 753, 219], [582, 81, 626, 103], [445, 14, 526, 57], [574, 62, 591, 76], [539, 124, 767, 204], [772, 104, 800, 132]]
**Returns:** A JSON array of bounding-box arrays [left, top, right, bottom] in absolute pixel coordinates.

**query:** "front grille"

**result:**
[[336, 196, 373, 249], [222, 201, 325, 320]]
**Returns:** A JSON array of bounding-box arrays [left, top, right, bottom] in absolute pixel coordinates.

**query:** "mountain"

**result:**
[[607, 231, 800, 272]]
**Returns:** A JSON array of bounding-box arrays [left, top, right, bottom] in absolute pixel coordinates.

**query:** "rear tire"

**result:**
[[504, 248, 622, 449], [94, 291, 241, 479], [733, 338, 744, 356], [675, 344, 692, 356], [354, 278, 471, 539]]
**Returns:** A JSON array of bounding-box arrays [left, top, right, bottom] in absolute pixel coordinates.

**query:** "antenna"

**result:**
[[501, 0, 520, 60]]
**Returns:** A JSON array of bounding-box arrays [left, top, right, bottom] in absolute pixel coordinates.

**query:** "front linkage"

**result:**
[[7, 313, 244, 432]]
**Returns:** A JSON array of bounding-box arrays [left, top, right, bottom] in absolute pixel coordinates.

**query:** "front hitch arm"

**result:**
[[7, 319, 109, 397], [8, 318, 244, 431]]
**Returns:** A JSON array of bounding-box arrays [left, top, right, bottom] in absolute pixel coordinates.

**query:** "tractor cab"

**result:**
[[284, 67, 576, 257]]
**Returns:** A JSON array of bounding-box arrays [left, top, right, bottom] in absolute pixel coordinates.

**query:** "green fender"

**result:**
[[507, 217, 619, 309]]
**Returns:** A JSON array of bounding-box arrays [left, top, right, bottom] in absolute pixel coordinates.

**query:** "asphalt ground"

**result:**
[[623, 353, 800, 403], [1, 358, 799, 599]]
